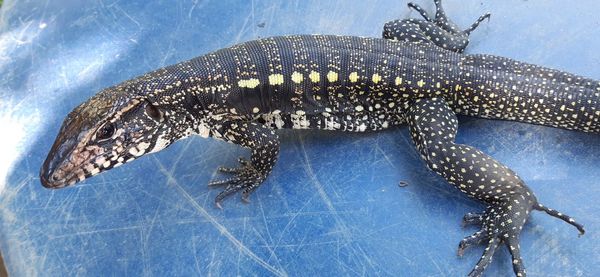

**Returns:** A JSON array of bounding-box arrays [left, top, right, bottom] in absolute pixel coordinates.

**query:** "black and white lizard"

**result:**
[[39, 1, 595, 276]]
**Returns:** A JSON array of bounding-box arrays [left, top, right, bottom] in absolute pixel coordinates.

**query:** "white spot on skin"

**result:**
[[290, 114, 310, 129], [326, 71, 338, 82], [349, 72, 359, 83], [197, 122, 211, 138], [268, 74, 284, 85], [95, 157, 106, 166], [358, 123, 367, 132], [149, 135, 170, 153], [309, 71, 320, 83], [138, 142, 150, 151], [90, 167, 100, 175], [395, 77, 402, 86], [372, 73, 382, 84], [291, 72, 303, 83], [238, 78, 260, 89], [128, 147, 139, 156]]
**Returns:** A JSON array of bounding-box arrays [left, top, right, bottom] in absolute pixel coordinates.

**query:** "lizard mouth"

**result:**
[[41, 128, 78, 188], [40, 151, 102, 189], [40, 168, 82, 189], [40, 129, 102, 188], [40, 147, 86, 189]]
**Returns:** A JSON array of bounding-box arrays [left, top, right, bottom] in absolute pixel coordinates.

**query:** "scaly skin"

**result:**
[[40, 1, 595, 276]]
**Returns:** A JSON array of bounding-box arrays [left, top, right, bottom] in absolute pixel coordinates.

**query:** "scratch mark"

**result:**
[[192, 236, 203, 274], [153, 156, 288, 277], [114, 4, 141, 28], [256, 198, 284, 269], [297, 135, 380, 272], [298, 138, 331, 206], [272, 190, 315, 249], [49, 225, 142, 239], [375, 143, 398, 170]]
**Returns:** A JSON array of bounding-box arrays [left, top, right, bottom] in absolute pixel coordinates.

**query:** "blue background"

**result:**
[[1, 0, 599, 276]]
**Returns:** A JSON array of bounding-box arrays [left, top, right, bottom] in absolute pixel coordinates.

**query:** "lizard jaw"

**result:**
[[40, 131, 104, 189]]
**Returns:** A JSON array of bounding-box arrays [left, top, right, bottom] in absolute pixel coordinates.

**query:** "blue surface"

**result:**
[[1, 0, 599, 276]]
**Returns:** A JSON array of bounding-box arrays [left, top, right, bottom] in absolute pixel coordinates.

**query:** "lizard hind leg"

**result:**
[[429, 0, 491, 35], [382, 0, 490, 53], [404, 98, 583, 276]]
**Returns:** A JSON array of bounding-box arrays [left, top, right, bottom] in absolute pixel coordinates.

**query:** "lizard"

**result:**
[[39, 1, 595, 276]]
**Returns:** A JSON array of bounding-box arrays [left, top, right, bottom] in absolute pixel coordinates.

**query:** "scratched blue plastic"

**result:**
[[0, 0, 599, 276]]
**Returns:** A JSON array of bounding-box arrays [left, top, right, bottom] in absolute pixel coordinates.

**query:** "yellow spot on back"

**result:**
[[372, 73, 382, 84], [455, 84, 462, 91], [238, 78, 260, 89], [349, 72, 359, 83], [395, 77, 402, 86], [268, 74, 284, 85], [291, 72, 303, 83], [309, 71, 320, 83], [417, 80, 425, 87], [327, 71, 338, 82]]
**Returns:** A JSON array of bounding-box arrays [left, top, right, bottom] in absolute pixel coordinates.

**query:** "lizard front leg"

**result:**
[[209, 120, 280, 208], [404, 98, 584, 277]]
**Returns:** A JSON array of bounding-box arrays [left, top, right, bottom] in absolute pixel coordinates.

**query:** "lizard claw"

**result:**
[[210, 157, 266, 208]]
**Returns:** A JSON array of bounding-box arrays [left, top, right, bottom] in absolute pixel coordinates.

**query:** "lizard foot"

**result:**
[[209, 157, 267, 209], [457, 203, 531, 277], [383, 0, 490, 52], [458, 200, 584, 277], [408, 0, 490, 35]]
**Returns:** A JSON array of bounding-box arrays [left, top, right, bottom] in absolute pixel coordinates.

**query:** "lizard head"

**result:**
[[40, 84, 175, 189]]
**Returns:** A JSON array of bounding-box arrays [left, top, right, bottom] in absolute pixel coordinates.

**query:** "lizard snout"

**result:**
[[40, 132, 78, 189]]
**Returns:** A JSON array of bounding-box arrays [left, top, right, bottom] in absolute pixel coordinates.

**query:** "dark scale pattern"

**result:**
[[457, 54, 600, 132], [40, 1, 597, 276], [210, 34, 462, 133]]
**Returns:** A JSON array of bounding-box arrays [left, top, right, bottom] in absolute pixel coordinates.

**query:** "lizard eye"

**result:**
[[97, 123, 115, 141], [145, 102, 162, 121]]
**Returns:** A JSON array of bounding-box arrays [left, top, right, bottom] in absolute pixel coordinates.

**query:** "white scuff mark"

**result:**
[[0, 18, 136, 195], [0, 99, 41, 195], [29, 38, 130, 95], [0, 21, 43, 195], [153, 156, 288, 277], [0, 20, 35, 63]]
